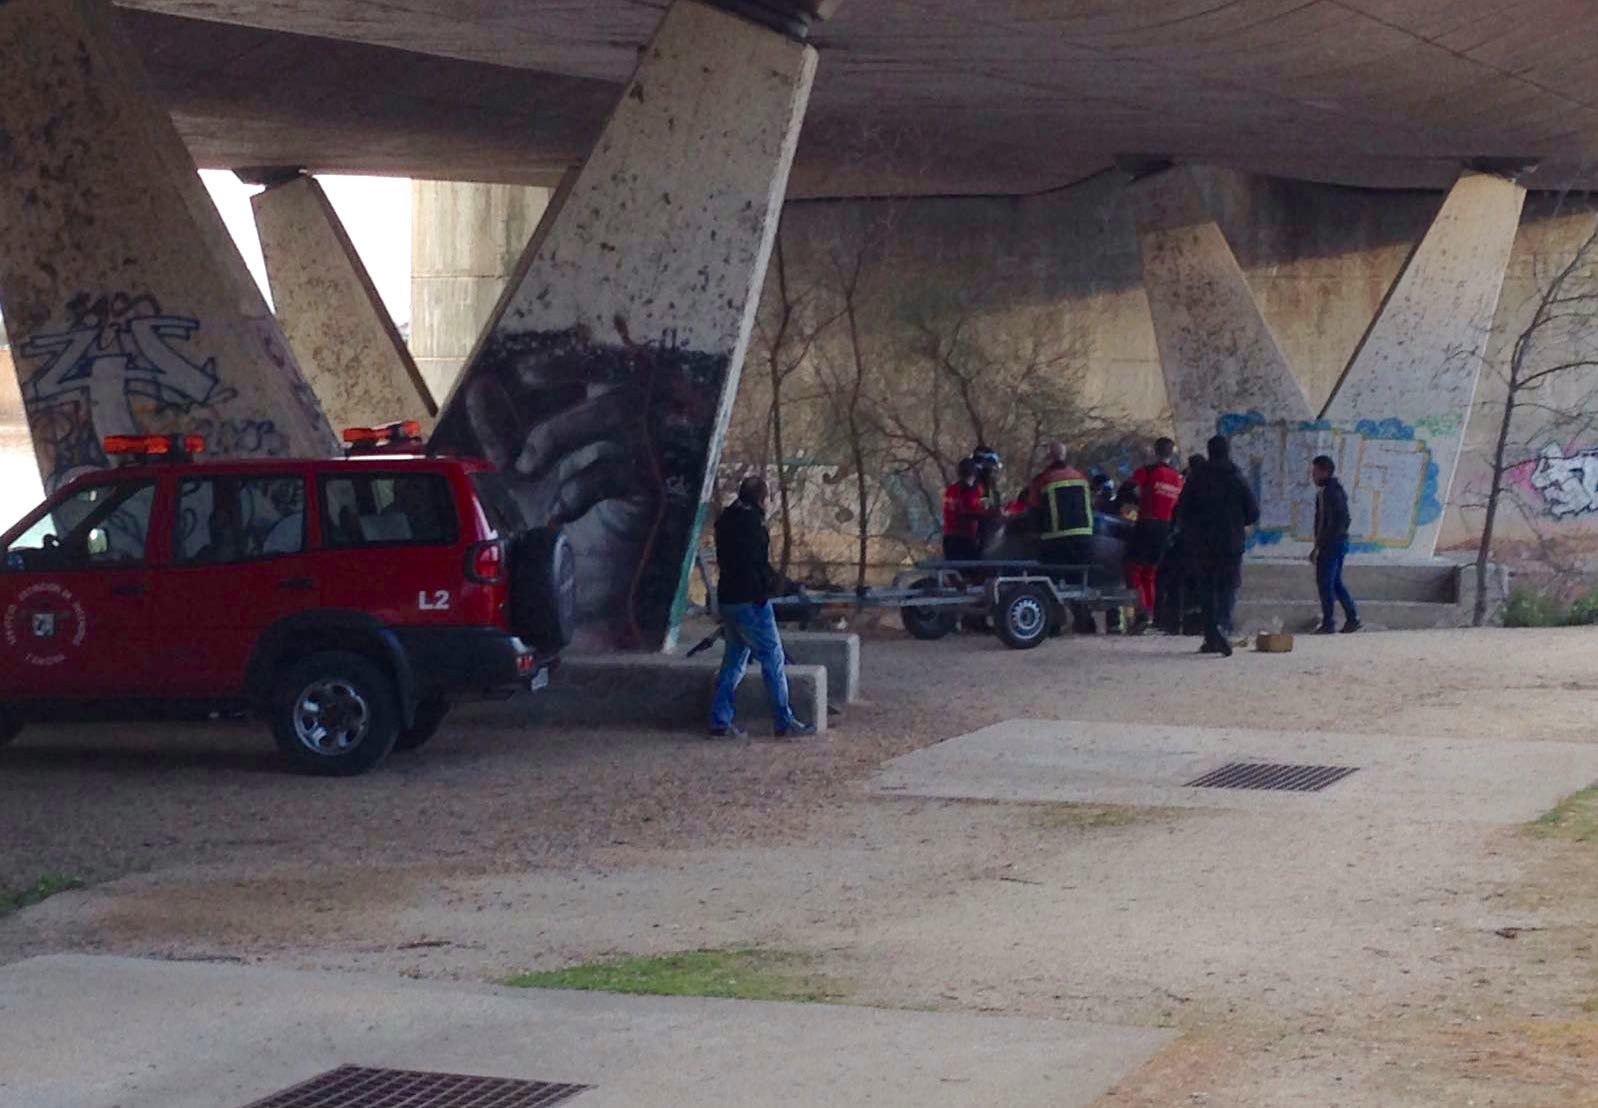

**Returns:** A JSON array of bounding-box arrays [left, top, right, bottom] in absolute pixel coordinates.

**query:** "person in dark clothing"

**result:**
[[1174, 435, 1260, 657], [1311, 454, 1361, 634], [1021, 442, 1097, 633], [709, 476, 816, 739]]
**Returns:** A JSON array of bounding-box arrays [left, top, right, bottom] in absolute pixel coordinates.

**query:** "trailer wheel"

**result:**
[[996, 583, 1055, 650], [901, 577, 958, 641]]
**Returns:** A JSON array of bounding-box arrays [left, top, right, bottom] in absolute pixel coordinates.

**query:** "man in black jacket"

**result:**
[[1174, 435, 1260, 657], [709, 476, 816, 739], [1311, 454, 1361, 634]]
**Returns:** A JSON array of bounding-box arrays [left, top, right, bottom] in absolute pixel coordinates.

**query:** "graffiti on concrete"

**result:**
[[1524, 443, 1598, 518], [431, 323, 729, 650], [17, 292, 237, 488], [1220, 411, 1442, 551]]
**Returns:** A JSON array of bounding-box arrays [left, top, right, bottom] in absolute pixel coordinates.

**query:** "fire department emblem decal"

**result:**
[[4, 583, 88, 667]]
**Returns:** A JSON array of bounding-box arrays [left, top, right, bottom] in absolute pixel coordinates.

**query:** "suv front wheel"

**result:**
[[271, 651, 399, 776]]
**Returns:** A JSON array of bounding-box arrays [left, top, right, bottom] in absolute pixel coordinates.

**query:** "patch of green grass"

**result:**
[[1, 873, 84, 917], [1029, 803, 1164, 830], [506, 948, 844, 1003], [1503, 587, 1565, 628], [1530, 788, 1598, 842]]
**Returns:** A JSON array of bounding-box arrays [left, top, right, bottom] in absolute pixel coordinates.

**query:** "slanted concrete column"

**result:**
[[1132, 166, 1312, 456], [0, 348, 43, 529], [0, 0, 336, 490], [252, 173, 435, 431], [1322, 171, 1527, 558], [410, 181, 557, 403], [431, 0, 818, 651]]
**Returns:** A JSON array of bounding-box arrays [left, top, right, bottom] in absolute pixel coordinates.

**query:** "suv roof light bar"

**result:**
[[342, 420, 425, 455], [103, 434, 206, 461]]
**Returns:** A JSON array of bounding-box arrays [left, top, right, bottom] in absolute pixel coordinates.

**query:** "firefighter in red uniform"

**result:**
[[1125, 436, 1184, 634], [942, 457, 997, 562]]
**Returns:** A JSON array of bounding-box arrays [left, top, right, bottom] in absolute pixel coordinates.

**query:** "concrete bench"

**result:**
[[774, 631, 860, 704], [525, 655, 828, 733]]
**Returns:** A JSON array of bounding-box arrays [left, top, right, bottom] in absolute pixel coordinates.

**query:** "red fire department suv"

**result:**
[[0, 427, 574, 776]]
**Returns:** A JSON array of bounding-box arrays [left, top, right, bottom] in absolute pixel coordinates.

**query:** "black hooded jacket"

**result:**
[[1176, 447, 1261, 567], [715, 498, 779, 606]]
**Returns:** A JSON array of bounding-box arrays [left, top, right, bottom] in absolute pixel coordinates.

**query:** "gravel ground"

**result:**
[[6, 623, 1598, 1104]]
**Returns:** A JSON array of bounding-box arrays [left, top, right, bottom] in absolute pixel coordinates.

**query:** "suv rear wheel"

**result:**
[[0, 707, 19, 748], [271, 651, 399, 776], [510, 527, 576, 653], [395, 695, 451, 752]]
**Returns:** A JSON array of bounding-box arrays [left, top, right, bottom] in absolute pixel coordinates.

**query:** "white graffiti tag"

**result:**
[[1228, 421, 1433, 548], [1529, 444, 1598, 517], [18, 292, 224, 488]]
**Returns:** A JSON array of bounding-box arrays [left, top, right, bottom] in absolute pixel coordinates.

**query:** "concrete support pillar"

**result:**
[[430, 0, 818, 651], [1322, 171, 1527, 557], [0, 0, 336, 491], [410, 181, 555, 402], [0, 348, 44, 529], [1132, 166, 1312, 456], [252, 174, 435, 430]]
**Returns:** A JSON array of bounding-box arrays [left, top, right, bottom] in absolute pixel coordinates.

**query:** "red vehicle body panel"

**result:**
[[0, 454, 518, 704]]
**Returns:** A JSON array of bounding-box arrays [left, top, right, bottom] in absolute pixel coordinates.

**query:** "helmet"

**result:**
[[972, 445, 1002, 472]]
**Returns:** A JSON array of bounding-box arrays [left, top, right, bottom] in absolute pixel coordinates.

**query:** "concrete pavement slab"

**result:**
[[871, 720, 1598, 824], [0, 954, 1171, 1108]]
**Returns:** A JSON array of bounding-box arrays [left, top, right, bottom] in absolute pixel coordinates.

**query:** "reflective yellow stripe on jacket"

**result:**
[[1041, 478, 1093, 540]]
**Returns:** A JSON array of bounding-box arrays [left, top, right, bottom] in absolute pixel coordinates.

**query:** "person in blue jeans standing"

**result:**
[[709, 476, 817, 739], [1311, 454, 1361, 634]]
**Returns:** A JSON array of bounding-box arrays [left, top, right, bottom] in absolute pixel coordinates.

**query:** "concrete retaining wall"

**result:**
[[525, 655, 827, 734]]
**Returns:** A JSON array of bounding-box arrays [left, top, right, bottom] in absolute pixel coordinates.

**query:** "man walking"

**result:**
[[1174, 435, 1259, 657], [1125, 437, 1183, 634], [1311, 455, 1361, 634], [709, 476, 817, 739]]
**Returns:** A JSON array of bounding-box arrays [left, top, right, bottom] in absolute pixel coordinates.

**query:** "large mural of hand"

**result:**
[[433, 324, 728, 650]]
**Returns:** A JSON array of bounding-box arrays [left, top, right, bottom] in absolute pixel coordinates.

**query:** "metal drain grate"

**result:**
[[1185, 762, 1358, 792], [241, 1066, 590, 1108]]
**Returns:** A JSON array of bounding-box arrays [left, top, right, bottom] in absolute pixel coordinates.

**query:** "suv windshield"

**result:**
[[471, 472, 528, 537], [5, 480, 156, 571]]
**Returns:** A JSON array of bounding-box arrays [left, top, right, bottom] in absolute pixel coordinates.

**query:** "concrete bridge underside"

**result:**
[[114, 1, 1598, 196]]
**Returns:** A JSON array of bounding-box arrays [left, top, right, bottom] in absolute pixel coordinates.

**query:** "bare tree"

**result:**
[[1473, 216, 1598, 624], [752, 229, 841, 576], [815, 236, 881, 590]]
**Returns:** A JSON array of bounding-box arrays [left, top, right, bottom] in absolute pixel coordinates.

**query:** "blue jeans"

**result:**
[[1316, 542, 1358, 626], [710, 602, 793, 730]]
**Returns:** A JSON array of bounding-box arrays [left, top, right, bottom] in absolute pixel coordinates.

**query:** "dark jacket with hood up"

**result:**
[[715, 497, 779, 606], [1175, 442, 1261, 570]]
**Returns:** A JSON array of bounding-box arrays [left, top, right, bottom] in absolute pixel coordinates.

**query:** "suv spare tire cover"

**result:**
[[510, 527, 576, 651]]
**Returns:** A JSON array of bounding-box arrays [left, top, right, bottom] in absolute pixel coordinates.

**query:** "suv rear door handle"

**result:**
[[276, 577, 316, 592], [111, 583, 145, 597]]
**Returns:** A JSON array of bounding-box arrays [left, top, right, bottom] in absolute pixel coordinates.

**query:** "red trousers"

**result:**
[[1126, 562, 1158, 614]]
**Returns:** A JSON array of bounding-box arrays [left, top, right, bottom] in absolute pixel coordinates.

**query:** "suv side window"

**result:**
[[4, 481, 157, 571], [175, 476, 307, 565], [321, 474, 457, 548]]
